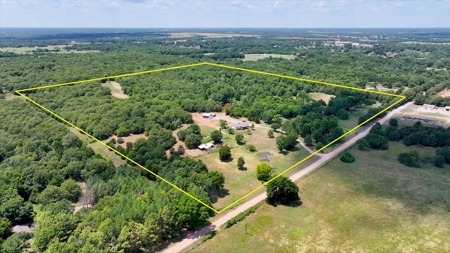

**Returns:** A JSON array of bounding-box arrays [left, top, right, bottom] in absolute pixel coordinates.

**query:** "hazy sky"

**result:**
[[1, 0, 449, 28]]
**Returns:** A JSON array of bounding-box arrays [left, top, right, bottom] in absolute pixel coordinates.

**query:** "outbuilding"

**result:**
[[231, 121, 250, 130], [445, 106, 450, 111], [198, 143, 215, 150], [202, 113, 216, 118]]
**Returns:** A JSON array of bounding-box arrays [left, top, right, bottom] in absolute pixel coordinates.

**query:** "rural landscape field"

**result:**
[[1, 1, 450, 252]]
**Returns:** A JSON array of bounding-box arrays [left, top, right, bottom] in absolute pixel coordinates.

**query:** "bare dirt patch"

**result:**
[[101, 81, 129, 99], [437, 90, 450, 98], [191, 113, 221, 129]]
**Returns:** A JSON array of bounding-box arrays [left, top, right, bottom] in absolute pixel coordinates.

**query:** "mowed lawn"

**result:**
[[189, 141, 450, 253], [190, 125, 319, 210]]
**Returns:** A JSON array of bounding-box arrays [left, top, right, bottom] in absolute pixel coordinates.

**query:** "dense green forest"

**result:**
[[1, 28, 449, 252]]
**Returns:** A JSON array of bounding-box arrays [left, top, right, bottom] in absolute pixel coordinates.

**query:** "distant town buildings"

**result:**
[[323, 41, 373, 48]]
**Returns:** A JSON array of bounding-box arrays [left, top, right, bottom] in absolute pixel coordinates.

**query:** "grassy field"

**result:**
[[189, 125, 319, 210], [0, 45, 99, 54], [309, 92, 335, 104], [189, 141, 450, 252], [243, 54, 296, 61], [68, 127, 125, 167]]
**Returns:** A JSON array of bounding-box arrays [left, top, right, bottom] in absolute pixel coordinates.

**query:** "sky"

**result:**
[[0, 0, 449, 28]]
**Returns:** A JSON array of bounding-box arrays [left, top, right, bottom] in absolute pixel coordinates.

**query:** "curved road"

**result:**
[[161, 102, 409, 253]]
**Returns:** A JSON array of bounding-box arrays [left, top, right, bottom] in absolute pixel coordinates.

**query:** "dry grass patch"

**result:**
[[243, 54, 296, 61], [101, 81, 129, 99], [189, 142, 450, 253], [309, 92, 336, 104]]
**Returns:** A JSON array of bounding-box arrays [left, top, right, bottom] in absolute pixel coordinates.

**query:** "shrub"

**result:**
[[434, 155, 445, 168], [339, 152, 355, 163], [256, 162, 272, 182], [117, 137, 124, 144], [398, 151, 419, 167], [219, 146, 231, 161], [389, 118, 398, 127], [235, 133, 244, 144], [246, 144, 256, 152]]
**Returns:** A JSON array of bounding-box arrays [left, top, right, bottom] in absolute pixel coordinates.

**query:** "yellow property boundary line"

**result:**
[[16, 62, 406, 214]]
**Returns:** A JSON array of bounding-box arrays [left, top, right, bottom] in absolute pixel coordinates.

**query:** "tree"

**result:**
[[271, 123, 281, 130], [184, 134, 202, 149], [36, 185, 68, 205], [357, 138, 370, 150], [389, 118, 398, 127], [268, 129, 274, 138], [266, 176, 300, 206], [434, 155, 445, 168], [315, 142, 323, 152], [336, 109, 350, 120], [210, 130, 222, 143], [339, 152, 355, 163], [177, 145, 185, 155], [60, 179, 81, 202], [117, 137, 124, 144], [209, 171, 225, 190], [219, 146, 231, 161], [304, 134, 313, 146], [220, 120, 227, 130], [285, 134, 298, 150], [0, 217, 11, 239], [1, 232, 32, 253], [251, 123, 255, 129], [237, 157, 245, 169], [227, 127, 234, 134], [276, 135, 287, 151], [235, 133, 244, 144], [256, 163, 272, 182], [176, 194, 210, 230]]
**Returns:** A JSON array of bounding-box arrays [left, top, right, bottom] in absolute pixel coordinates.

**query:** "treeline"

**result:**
[[0, 98, 223, 251], [357, 119, 450, 168]]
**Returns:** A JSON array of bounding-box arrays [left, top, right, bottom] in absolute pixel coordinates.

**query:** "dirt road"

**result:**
[[161, 102, 409, 253]]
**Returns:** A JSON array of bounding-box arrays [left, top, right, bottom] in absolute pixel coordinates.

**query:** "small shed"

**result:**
[[423, 104, 435, 110], [445, 106, 450, 111]]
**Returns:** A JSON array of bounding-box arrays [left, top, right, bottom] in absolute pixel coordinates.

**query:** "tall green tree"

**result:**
[[266, 176, 300, 206]]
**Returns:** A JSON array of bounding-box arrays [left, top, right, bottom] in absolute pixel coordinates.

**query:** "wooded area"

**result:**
[[1, 28, 449, 252]]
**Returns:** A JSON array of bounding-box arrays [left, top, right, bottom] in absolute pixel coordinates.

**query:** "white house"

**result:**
[[198, 143, 214, 150], [202, 113, 216, 118]]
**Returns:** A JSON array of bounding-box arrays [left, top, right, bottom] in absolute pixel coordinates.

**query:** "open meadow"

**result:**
[[188, 141, 450, 252], [185, 116, 319, 210], [0, 45, 100, 54], [243, 54, 296, 61]]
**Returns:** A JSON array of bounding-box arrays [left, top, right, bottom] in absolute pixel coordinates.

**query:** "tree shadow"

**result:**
[[288, 199, 303, 207], [210, 188, 230, 204], [238, 166, 247, 171], [222, 158, 234, 163]]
